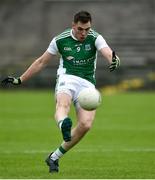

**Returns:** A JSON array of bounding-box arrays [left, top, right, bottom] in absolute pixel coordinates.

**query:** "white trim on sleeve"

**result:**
[[95, 35, 109, 51], [47, 37, 58, 55]]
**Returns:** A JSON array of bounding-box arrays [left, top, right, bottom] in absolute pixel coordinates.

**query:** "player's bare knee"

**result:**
[[57, 101, 70, 109], [56, 95, 71, 109], [55, 101, 70, 119]]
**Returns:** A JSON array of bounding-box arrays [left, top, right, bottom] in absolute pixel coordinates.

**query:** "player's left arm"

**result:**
[[95, 35, 120, 72], [100, 47, 120, 72]]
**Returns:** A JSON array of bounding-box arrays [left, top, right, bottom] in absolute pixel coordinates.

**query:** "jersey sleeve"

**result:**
[[47, 37, 58, 55], [95, 35, 109, 51]]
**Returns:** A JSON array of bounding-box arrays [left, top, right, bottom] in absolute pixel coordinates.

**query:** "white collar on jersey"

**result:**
[[71, 29, 78, 41]]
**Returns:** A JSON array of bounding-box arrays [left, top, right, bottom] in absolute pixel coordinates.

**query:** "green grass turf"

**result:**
[[0, 90, 155, 178]]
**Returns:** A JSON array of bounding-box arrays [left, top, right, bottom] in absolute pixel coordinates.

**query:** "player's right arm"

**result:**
[[1, 37, 58, 86], [1, 51, 55, 85], [20, 37, 58, 83], [20, 51, 53, 83]]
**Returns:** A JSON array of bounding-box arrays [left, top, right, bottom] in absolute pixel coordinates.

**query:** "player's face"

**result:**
[[72, 21, 91, 42]]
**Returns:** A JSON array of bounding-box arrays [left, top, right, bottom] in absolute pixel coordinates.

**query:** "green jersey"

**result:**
[[47, 28, 108, 85]]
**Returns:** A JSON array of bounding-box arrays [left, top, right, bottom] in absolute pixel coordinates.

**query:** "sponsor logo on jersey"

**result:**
[[73, 56, 94, 65], [85, 44, 91, 51], [64, 47, 72, 51], [66, 56, 74, 61]]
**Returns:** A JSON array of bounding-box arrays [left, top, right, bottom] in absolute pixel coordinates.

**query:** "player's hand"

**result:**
[[109, 51, 120, 72], [1, 76, 21, 86]]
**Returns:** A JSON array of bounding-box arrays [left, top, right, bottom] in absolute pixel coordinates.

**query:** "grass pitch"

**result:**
[[0, 90, 155, 178]]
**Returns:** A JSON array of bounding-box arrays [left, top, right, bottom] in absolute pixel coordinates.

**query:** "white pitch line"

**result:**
[[1, 148, 155, 154]]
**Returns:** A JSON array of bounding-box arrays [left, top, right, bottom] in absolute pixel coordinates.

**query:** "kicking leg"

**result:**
[[61, 107, 96, 151], [47, 97, 96, 173], [48, 108, 96, 172]]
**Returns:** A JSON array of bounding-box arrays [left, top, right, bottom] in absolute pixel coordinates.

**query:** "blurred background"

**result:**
[[0, 0, 155, 91]]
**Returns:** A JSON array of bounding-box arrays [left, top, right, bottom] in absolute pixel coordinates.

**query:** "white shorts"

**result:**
[[55, 74, 95, 106]]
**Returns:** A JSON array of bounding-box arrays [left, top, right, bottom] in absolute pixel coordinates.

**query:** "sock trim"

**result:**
[[59, 146, 67, 154], [58, 120, 63, 128]]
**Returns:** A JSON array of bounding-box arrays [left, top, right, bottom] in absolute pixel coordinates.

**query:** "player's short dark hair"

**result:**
[[74, 11, 92, 24]]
